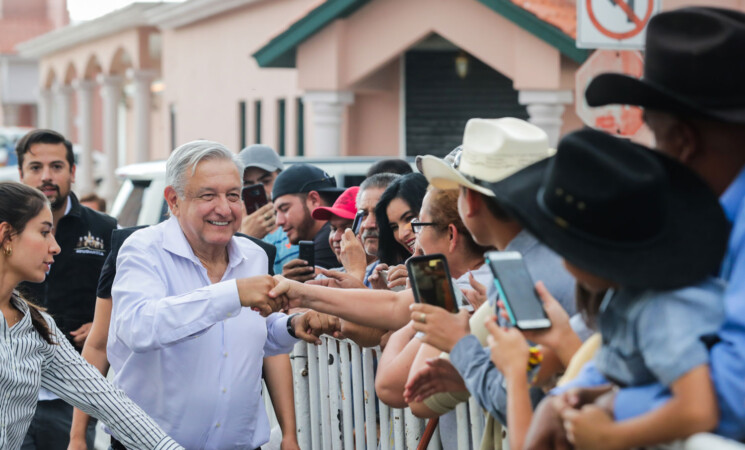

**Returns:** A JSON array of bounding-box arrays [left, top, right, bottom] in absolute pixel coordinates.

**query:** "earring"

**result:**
[[3, 246, 11, 257]]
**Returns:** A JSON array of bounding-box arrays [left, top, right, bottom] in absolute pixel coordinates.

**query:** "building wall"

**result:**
[[161, 0, 314, 154]]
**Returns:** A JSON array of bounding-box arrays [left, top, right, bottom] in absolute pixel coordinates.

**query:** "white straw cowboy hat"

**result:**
[[420, 118, 554, 196]]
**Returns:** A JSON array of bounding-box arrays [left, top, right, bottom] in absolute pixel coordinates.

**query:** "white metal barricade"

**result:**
[[265, 337, 743, 450], [288, 336, 486, 450]]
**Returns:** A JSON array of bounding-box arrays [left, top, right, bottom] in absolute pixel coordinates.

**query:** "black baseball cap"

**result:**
[[272, 164, 345, 200]]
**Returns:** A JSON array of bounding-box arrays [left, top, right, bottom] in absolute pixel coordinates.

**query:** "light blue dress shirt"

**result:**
[[108, 217, 297, 449], [611, 166, 745, 440]]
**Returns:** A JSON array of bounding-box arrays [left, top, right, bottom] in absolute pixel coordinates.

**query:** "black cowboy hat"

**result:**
[[488, 129, 729, 290], [585, 7, 745, 123]]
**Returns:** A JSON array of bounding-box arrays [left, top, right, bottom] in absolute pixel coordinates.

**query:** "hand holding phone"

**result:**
[[486, 251, 551, 330], [298, 241, 315, 269], [351, 210, 364, 235], [242, 183, 269, 214], [406, 254, 459, 313]]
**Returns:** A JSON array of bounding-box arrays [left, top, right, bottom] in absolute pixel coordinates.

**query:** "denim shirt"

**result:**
[[613, 166, 745, 440], [449, 230, 576, 424], [595, 280, 725, 388]]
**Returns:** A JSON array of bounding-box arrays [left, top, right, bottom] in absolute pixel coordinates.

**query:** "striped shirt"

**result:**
[[0, 294, 183, 450]]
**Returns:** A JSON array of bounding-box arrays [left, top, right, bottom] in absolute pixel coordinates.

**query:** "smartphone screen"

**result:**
[[242, 183, 268, 214], [406, 254, 459, 313], [486, 251, 550, 330], [351, 210, 364, 235], [298, 240, 315, 269]]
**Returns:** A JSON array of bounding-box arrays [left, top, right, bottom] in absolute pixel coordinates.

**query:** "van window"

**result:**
[[118, 180, 150, 227]]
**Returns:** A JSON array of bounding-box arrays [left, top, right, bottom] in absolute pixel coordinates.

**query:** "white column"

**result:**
[[38, 89, 54, 129], [98, 74, 123, 204], [73, 79, 95, 195], [54, 84, 74, 137], [127, 69, 156, 163], [518, 90, 573, 148], [303, 91, 354, 157]]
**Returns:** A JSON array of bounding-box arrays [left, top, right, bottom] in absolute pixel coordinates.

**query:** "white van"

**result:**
[[110, 157, 415, 227]]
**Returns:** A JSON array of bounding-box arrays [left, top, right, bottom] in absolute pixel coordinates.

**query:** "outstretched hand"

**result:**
[[306, 268, 366, 290], [404, 358, 467, 403], [237, 275, 286, 316], [292, 311, 342, 344]]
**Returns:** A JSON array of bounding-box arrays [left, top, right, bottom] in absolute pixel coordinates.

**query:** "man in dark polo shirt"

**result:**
[[273, 164, 344, 281], [15, 129, 117, 450]]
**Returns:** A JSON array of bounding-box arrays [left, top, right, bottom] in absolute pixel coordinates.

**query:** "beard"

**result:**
[[40, 184, 66, 210], [291, 204, 318, 243]]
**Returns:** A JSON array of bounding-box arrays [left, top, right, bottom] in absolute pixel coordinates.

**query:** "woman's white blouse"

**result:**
[[0, 294, 183, 450]]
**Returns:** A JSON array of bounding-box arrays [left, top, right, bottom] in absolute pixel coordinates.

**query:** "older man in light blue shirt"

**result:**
[[109, 141, 334, 449]]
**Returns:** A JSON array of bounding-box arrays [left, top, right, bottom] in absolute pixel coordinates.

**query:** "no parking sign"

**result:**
[[577, 0, 661, 49]]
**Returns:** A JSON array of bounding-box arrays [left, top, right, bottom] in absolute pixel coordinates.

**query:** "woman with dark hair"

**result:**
[[375, 173, 428, 265], [368, 173, 428, 290], [0, 181, 182, 450]]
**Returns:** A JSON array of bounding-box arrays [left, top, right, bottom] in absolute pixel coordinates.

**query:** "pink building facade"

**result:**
[[17, 0, 745, 197]]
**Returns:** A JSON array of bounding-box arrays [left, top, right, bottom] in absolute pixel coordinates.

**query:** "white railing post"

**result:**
[[351, 342, 366, 450], [319, 339, 332, 450], [328, 339, 343, 450], [363, 348, 381, 450], [292, 343, 312, 450], [404, 409, 423, 449], [468, 397, 484, 448], [307, 343, 322, 450], [338, 340, 354, 450], [393, 408, 405, 450], [456, 402, 470, 449]]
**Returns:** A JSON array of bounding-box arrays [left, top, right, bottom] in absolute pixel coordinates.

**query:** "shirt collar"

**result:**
[[63, 192, 82, 218], [162, 217, 249, 269], [720, 165, 745, 223], [504, 229, 539, 254]]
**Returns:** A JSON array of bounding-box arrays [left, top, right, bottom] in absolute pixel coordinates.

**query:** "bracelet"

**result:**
[[286, 313, 302, 338]]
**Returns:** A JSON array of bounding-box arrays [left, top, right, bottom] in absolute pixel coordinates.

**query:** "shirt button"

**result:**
[[223, 352, 228, 357], [215, 423, 221, 428], [222, 388, 227, 393], [226, 312, 233, 318]]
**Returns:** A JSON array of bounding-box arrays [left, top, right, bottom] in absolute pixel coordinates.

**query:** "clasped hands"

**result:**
[[236, 275, 341, 344]]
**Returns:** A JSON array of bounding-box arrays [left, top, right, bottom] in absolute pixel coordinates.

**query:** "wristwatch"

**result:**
[[287, 313, 302, 338]]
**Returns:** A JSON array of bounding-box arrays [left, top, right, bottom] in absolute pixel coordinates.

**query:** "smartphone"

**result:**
[[485, 251, 551, 330], [380, 269, 406, 292], [242, 183, 268, 214], [298, 240, 315, 269], [406, 254, 459, 313], [351, 210, 364, 235]]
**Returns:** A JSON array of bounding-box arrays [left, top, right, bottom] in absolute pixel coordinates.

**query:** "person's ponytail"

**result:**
[[13, 292, 55, 345]]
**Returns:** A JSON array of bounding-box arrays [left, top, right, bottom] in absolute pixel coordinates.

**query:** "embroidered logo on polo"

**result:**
[[75, 232, 106, 256]]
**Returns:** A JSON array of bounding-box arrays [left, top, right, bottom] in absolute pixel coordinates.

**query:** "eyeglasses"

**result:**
[[410, 218, 437, 235]]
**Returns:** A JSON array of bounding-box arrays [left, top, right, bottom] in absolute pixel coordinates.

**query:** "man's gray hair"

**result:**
[[357, 173, 400, 204], [166, 140, 244, 196]]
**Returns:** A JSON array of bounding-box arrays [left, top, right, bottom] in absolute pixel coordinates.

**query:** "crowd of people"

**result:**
[[1, 6, 745, 450]]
